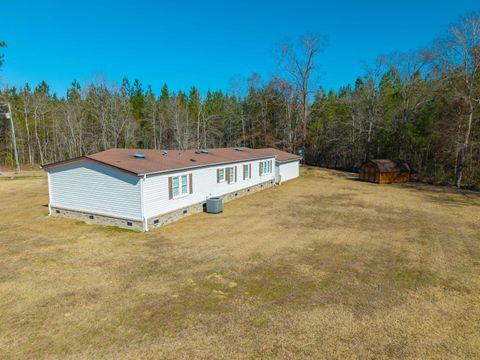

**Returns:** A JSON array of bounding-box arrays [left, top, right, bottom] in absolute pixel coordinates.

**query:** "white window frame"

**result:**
[[218, 168, 226, 182], [172, 174, 189, 198], [260, 160, 272, 175], [243, 164, 250, 179], [228, 167, 236, 183]]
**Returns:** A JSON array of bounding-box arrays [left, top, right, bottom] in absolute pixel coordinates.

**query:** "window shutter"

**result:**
[[243, 165, 246, 180], [235, 166, 237, 182], [270, 160, 273, 173], [249, 164, 252, 179], [226, 168, 230, 184], [217, 169, 220, 183], [259, 162, 262, 176], [168, 176, 173, 200], [189, 173, 193, 194]]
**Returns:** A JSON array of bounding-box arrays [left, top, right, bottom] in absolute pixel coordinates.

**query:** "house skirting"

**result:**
[[49, 206, 144, 231], [147, 179, 275, 229], [50, 179, 275, 231]]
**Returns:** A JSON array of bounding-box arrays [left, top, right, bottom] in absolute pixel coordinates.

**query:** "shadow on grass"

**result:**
[[401, 182, 480, 208], [346, 177, 368, 182], [105, 226, 139, 233]]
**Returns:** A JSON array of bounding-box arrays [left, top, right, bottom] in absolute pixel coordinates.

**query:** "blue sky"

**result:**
[[1, 0, 479, 97]]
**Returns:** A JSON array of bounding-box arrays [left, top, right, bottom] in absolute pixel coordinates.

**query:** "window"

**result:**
[[173, 176, 180, 197], [228, 167, 235, 183], [218, 168, 225, 182], [181, 175, 188, 194], [243, 164, 250, 179], [172, 175, 189, 198], [260, 160, 272, 175]]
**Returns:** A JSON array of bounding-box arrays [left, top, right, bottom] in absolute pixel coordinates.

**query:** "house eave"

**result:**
[[276, 158, 302, 164], [42, 156, 140, 176]]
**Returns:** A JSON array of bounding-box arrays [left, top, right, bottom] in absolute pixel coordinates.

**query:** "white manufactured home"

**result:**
[[43, 147, 301, 231]]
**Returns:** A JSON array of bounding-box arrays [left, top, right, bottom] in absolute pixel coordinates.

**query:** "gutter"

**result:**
[[47, 172, 52, 215], [276, 158, 302, 165]]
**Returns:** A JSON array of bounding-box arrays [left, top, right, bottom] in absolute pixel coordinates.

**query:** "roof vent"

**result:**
[[133, 152, 145, 159], [162, 150, 168, 156], [190, 158, 197, 162], [200, 149, 209, 154], [234, 147, 243, 151]]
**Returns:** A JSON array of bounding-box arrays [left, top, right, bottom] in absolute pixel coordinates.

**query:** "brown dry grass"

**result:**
[[0, 168, 479, 359]]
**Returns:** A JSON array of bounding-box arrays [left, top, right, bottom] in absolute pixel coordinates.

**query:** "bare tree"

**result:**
[[229, 76, 247, 146], [430, 13, 480, 187], [380, 51, 429, 159], [276, 33, 325, 155], [168, 95, 190, 150]]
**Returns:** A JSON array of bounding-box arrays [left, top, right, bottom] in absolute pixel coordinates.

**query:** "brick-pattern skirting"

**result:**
[[50, 179, 275, 232], [50, 207, 143, 231], [147, 179, 275, 229]]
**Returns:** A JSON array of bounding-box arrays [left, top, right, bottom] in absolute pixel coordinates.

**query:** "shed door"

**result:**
[[366, 165, 376, 182]]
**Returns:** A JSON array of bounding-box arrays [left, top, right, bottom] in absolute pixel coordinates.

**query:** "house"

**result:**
[[359, 159, 411, 184], [255, 148, 301, 184], [42, 147, 301, 231]]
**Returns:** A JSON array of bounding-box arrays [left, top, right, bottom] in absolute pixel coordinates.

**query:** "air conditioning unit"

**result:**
[[206, 197, 222, 214]]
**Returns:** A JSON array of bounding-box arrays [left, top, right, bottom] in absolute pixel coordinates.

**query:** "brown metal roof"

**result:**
[[366, 159, 411, 173], [43, 147, 299, 176], [253, 148, 302, 162]]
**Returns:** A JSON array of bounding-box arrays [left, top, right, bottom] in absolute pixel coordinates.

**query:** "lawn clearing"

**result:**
[[0, 167, 479, 359]]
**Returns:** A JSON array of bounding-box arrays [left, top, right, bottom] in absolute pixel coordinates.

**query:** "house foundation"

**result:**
[[147, 179, 275, 229], [49, 207, 144, 231], [50, 179, 275, 231]]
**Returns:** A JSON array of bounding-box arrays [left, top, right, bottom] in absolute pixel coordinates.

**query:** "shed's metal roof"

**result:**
[[366, 159, 411, 173]]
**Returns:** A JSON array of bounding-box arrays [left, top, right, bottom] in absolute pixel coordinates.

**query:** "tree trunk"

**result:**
[[454, 107, 474, 188]]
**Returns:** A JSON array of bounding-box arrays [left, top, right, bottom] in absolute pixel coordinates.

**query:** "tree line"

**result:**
[[0, 13, 479, 188]]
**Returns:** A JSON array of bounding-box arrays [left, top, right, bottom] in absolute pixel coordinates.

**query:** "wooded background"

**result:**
[[0, 14, 479, 188]]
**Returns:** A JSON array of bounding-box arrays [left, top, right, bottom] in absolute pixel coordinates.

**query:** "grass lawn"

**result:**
[[1, 167, 479, 359]]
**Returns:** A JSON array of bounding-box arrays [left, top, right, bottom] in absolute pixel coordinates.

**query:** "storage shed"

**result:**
[[359, 159, 411, 184]]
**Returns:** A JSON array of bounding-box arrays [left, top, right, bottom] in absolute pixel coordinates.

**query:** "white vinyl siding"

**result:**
[[277, 160, 300, 183], [47, 159, 142, 220], [143, 158, 275, 218]]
